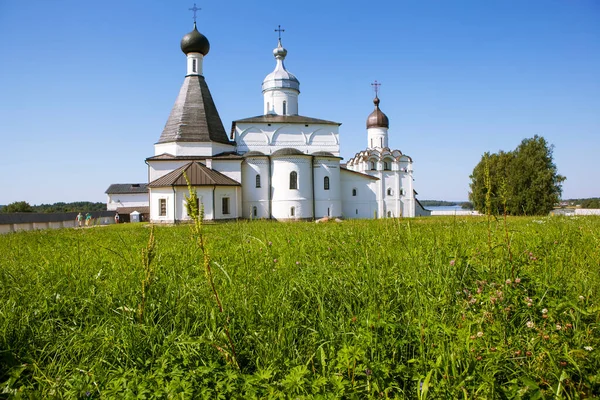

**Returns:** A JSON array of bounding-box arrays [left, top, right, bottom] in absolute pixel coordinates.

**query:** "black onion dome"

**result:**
[[180, 23, 210, 55], [366, 97, 389, 129]]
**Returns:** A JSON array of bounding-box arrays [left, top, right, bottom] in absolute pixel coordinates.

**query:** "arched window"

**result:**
[[387, 211, 392, 218], [387, 188, 393, 196], [380, 138, 383, 147], [352, 188, 357, 196], [324, 176, 330, 190], [255, 174, 261, 188], [253, 206, 257, 217], [289, 171, 298, 189], [370, 161, 376, 170], [290, 206, 295, 217], [283, 100, 287, 115], [384, 161, 390, 171], [370, 139, 373, 148], [327, 207, 330, 216], [192, 59, 197, 73]]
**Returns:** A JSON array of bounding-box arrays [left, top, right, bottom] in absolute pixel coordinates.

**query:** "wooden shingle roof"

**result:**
[[148, 162, 240, 187], [105, 183, 148, 194], [157, 76, 232, 145]]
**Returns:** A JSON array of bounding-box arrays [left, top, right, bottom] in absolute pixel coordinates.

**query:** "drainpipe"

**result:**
[[172, 185, 176, 224], [145, 159, 151, 220], [268, 156, 272, 219], [212, 185, 216, 221], [311, 156, 315, 220]]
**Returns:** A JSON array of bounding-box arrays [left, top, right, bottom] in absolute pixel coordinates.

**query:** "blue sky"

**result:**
[[1, 0, 598, 204]]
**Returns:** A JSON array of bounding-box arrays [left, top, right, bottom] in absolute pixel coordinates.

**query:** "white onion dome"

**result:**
[[366, 97, 389, 128], [262, 39, 300, 93], [180, 22, 210, 55]]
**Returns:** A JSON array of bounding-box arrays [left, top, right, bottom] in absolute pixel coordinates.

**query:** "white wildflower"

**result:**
[[526, 321, 535, 329], [477, 331, 484, 338], [584, 346, 593, 351], [542, 308, 548, 314]]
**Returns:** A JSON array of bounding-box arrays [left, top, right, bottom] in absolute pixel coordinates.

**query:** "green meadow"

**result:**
[[1, 216, 599, 398]]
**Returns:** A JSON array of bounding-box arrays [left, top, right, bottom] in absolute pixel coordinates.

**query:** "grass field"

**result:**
[[1, 216, 599, 398]]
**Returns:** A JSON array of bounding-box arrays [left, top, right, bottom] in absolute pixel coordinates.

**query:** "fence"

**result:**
[[0, 211, 116, 234]]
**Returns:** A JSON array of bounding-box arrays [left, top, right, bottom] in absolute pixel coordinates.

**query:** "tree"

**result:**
[[1, 201, 34, 213], [468, 136, 566, 216]]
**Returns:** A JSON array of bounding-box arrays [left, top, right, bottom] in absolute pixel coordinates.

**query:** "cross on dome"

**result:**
[[188, 3, 201, 23], [371, 80, 381, 98], [275, 25, 285, 41]]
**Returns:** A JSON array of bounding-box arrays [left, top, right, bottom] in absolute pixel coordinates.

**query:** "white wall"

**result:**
[[241, 157, 270, 219], [154, 141, 235, 157], [107, 193, 149, 211], [313, 158, 341, 218], [212, 159, 242, 183], [148, 160, 192, 182], [340, 170, 378, 219], [263, 88, 299, 116], [235, 122, 340, 156], [271, 156, 313, 220]]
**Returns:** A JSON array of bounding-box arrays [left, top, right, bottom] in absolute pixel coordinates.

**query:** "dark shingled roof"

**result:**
[[116, 206, 150, 214], [146, 152, 242, 161], [340, 167, 380, 180], [312, 151, 340, 158], [148, 162, 240, 187], [233, 114, 341, 125], [243, 151, 267, 157], [105, 183, 148, 194], [157, 75, 233, 145], [271, 148, 308, 157]]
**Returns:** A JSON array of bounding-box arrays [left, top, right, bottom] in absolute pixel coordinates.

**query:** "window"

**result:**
[[324, 176, 330, 190], [267, 102, 270, 113], [387, 188, 393, 196], [384, 161, 390, 171], [252, 206, 257, 217], [255, 174, 261, 188], [192, 59, 197, 73], [352, 188, 357, 196], [290, 206, 295, 217], [327, 207, 330, 217], [159, 199, 166, 217], [380, 138, 383, 147], [371, 139, 373, 148], [283, 100, 287, 115], [222, 197, 230, 215], [370, 161, 376, 170], [356, 209, 358, 215], [289, 171, 298, 189], [387, 211, 392, 218]]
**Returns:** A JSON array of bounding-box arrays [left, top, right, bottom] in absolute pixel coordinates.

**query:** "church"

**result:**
[[105, 22, 429, 222]]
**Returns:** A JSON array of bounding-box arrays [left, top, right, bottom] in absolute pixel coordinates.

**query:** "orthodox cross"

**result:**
[[189, 3, 201, 23], [275, 25, 285, 40], [371, 80, 381, 97]]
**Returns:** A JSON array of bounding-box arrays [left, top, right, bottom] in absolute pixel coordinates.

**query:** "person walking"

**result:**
[[76, 212, 83, 227], [85, 213, 92, 227]]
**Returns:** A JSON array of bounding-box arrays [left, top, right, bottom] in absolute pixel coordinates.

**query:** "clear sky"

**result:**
[[1, 0, 598, 205]]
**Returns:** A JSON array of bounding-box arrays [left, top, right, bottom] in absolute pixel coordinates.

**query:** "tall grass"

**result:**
[[0, 216, 599, 398]]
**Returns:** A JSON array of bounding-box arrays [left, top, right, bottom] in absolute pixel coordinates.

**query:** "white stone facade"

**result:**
[[108, 26, 424, 223]]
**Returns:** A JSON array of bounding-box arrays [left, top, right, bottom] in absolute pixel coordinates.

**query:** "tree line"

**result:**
[[0, 201, 106, 213]]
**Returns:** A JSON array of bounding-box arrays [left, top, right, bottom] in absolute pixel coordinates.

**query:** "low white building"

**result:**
[[107, 22, 427, 223]]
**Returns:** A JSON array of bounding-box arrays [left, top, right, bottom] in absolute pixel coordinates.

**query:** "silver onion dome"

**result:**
[[262, 39, 300, 93]]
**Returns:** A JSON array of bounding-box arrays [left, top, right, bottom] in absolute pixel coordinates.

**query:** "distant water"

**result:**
[[426, 205, 470, 212]]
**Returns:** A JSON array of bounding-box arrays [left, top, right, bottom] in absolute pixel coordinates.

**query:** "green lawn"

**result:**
[[1, 216, 599, 398]]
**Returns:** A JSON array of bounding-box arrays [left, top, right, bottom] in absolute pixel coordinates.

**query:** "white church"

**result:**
[[106, 22, 429, 223]]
